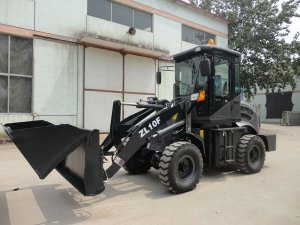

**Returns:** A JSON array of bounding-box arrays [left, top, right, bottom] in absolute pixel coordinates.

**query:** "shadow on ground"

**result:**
[[0, 166, 250, 225]]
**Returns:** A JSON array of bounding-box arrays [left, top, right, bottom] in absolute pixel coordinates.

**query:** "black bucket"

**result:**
[[3, 120, 105, 196]]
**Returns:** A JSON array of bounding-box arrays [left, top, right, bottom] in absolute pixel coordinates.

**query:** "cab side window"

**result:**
[[214, 57, 230, 97]]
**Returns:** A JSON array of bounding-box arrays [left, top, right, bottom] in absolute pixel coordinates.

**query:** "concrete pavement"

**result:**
[[0, 124, 299, 225]]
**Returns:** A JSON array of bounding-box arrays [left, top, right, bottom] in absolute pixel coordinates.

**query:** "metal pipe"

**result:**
[[121, 102, 138, 106], [149, 120, 185, 140], [136, 103, 164, 109], [121, 102, 164, 109]]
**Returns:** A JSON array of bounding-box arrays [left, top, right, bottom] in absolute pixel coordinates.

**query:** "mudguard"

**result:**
[[3, 120, 105, 196], [235, 121, 258, 134]]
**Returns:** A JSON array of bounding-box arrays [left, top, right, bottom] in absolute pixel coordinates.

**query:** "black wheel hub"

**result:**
[[249, 146, 260, 164], [177, 156, 195, 180]]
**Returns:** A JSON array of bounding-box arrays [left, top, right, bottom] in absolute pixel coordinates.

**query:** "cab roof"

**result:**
[[172, 45, 241, 62]]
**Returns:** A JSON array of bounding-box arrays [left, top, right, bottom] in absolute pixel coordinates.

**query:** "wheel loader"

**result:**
[[2, 45, 276, 195]]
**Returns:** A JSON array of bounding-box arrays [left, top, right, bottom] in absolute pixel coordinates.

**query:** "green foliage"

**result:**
[[189, 0, 300, 99]]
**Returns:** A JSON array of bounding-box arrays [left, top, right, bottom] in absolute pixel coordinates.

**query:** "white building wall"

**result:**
[[86, 16, 154, 50], [216, 36, 228, 48], [33, 39, 80, 126], [124, 93, 155, 118], [84, 48, 123, 131], [84, 91, 122, 132], [124, 55, 156, 93], [124, 55, 156, 118], [0, 0, 229, 130], [292, 93, 300, 111], [0, 114, 32, 125], [291, 79, 300, 112], [85, 48, 123, 91], [35, 0, 87, 38], [250, 79, 300, 122], [153, 15, 182, 55], [77, 45, 85, 128], [135, 0, 228, 34], [181, 41, 197, 52], [251, 93, 300, 123], [0, 0, 34, 30], [157, 60, 175, 101], [250, 95, 268, 122], [84, 48, 156, 131]]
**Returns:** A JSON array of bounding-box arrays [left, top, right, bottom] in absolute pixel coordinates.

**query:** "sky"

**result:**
[[281, 1, 300, 42], [287, 15, 299, 43]]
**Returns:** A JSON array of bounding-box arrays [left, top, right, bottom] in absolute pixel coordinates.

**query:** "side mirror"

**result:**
[[156, 71, 162, 85], [200, 59, 212, 77]]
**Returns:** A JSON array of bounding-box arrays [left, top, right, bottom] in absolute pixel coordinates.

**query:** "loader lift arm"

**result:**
[[103, 100, 187, 178]]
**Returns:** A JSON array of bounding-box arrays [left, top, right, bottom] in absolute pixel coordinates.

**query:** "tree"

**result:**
[[189, 0, 300, 98]]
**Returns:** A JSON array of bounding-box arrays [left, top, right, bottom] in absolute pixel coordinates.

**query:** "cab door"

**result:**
[[211, 56, 240, 121]]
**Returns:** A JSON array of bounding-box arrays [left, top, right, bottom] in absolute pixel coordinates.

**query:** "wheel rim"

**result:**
[[249, 145, 260, 164], [176, 156, 195, 181]]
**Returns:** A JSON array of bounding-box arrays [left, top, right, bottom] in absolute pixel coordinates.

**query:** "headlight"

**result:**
[[190, 91, 206, 102]]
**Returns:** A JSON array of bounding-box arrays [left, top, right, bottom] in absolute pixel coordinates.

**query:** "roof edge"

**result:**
[[173, 0, 230, 24], [172, 45, 241, 61]]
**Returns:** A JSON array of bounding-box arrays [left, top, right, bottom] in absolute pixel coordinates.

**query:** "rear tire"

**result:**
[[236, 134, 266, 174], [159, 141, 203, 194]]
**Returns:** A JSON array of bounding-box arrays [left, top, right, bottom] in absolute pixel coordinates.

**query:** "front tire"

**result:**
[[236, 134, 266, 174], [159, 142, 203, 194]]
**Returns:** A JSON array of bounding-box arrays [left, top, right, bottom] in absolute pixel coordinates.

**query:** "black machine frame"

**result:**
[[3, 45, 276, 196]]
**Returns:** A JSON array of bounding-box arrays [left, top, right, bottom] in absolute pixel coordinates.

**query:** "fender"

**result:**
[[240, 101, 260, 133], [174, 132, 206, 157], [235, 121, 258, 134]]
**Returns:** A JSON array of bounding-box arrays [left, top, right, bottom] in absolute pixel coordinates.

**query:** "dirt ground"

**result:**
[[0, 124, 299, 225]]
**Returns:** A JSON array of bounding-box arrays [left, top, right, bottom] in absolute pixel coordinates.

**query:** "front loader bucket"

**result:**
[[3, 120, 105, 196]]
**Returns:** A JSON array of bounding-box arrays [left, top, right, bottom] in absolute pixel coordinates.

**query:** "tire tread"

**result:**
[[236, 134, 266, 174], [159, 141, 203, 194]]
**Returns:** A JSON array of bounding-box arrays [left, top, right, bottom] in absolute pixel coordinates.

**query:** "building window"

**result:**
[[134, 9, 152, 31], [112, 2, 133, 27], [0, 33, 33, 113], [87, 0, 152, 32], [88, 0, 111, 21], [182, 25, 215, 45]]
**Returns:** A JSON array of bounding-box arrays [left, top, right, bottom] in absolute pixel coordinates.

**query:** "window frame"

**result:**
[[133, 8, 153, 32], [87, 0, 112, 21], [87, 0, 153, 32], [182, 25, 215, 45], [0, 33, 33, 114], [175, 55, 208, 96], [234, 61, 242, 96], [213, 56, 231, 98], [112, 2, 134, 28]]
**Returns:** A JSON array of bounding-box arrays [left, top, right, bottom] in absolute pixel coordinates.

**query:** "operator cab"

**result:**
[[172, 45, 242, 126]]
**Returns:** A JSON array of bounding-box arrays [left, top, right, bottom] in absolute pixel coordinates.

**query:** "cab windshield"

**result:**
[[175, 55, 207, 96]]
